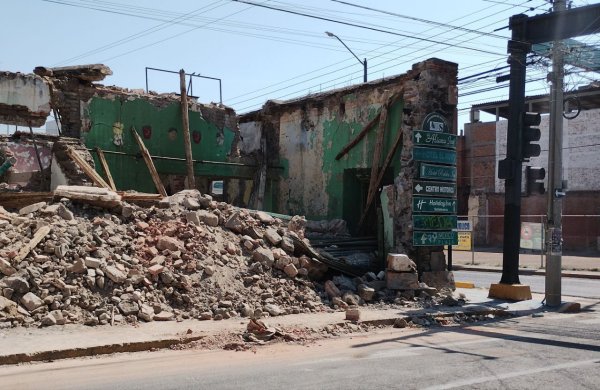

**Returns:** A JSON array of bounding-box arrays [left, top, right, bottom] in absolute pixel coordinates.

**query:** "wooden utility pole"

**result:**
[[180, 69, 195, 189]]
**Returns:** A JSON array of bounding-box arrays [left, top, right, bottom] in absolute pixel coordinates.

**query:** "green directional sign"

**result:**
[[413, 196, 457, 213], [413, 215, 457, 230], [413, 130, 457, 149], [419, 163, 457, 182], [413, 180, 457, 197], [413, 231, 458, 246], [413, 147, 456, 165]]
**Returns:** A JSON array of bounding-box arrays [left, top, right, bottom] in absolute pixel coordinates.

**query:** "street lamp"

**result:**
[[325, 31, 367, 83]]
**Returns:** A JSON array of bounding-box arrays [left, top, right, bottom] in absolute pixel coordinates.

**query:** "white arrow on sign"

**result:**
[[415, 184, 423, 193], [415, 132, 422, 143]]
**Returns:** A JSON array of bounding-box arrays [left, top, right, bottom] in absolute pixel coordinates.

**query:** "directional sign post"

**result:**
[[414, 231, 458, 246], [413, 130, 457, 149], [413, 197, 457, 213], [413, 147, 457, 165], [413, 215, 457, 230], [413, 180, 457, 197], [419, 163, 457, 182], [411, 114, 457, 248]]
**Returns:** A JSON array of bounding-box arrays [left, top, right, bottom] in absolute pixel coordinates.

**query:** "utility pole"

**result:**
[[545, 0, 566, 306]]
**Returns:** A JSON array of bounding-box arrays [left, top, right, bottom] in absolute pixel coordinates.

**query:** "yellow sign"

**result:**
[[452, 231, 472, 251]]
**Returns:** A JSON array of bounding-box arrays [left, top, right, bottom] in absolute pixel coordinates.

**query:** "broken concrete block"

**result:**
[[256, 211, 275, 224], [67, 259, 87, 273], [386, 271, 419, 290], [225, 212, 244, 233], [357, 284, 376, 302], [156, 236, 184, 252], [345, 306, 360, 322], [0, 259, 16, 276], [283, 263, 298, 278], [105, 266, 127, 284], [18, 202, 46, 215], [387, 253, 417, 272], [264, 228, 282, 246], [253, 247, 274, 267], [324, 280, 341, 298], [20, 292, 44, 311]]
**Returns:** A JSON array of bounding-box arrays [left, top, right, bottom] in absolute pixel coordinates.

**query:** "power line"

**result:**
[[330, 0, 508, 40], [230, 0, 504, 56]]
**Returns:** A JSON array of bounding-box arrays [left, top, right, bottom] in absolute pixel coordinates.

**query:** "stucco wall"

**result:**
[[0, 72, 51, 127]]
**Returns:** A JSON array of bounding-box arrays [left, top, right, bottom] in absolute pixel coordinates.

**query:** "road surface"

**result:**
[[1, 309, 599, 389], [454, 270, 600, 299]]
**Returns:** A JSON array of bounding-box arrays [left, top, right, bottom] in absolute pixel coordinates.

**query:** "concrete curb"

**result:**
[[0, 334, 205, 366], [0, 301, 548, 367], [452, 265, 600, 280]]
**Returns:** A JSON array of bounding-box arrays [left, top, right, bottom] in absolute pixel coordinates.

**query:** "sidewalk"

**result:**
[[450, 249, 600, 277], [0, 288, 590, 366]]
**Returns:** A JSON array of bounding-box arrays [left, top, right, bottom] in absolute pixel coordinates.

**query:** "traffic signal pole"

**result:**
[[545, 0, 566, 306], [500, 15, 530, 285]]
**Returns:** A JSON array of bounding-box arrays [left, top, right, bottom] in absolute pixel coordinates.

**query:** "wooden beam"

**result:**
[[358, 130, 404, 229], [14, 225, 51, 263], [358, 92, 403, 230], [130, 126, 168, 197], [65, 147, 111, 189], [179, 69, 196, 189], [335, 111, 381, 160], [95, 148, 116, 191]]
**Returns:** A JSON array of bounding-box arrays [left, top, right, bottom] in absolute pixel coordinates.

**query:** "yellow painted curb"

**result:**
[[455, 281, 475, 289]]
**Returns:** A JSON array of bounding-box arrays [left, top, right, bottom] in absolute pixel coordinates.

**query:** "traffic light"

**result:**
[[522, 112, 541, 161], [525, 165, 546, 196]]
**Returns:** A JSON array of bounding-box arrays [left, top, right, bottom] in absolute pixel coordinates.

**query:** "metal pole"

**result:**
[[540, 215, 544, 268], [145, 67, 149, 93], [363, 58, 368, 83], [500, 15, 530, 285], [179, 69, 196, 189], [471, 215, 475, 265], [447, 245, 453, 271], [546, 0, 566, 306]]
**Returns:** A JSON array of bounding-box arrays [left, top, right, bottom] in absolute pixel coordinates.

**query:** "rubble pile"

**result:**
[[0, 189, 329, 328]]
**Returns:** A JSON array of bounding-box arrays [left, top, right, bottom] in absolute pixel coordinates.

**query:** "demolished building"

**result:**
[[1, 59, 458, 286]]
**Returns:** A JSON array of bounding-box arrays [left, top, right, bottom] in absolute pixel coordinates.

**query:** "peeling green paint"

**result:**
[[320, 99, 404, 231], [84, 97, 237, 192]]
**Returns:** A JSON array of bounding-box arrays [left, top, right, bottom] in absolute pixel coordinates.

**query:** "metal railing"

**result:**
[[452, 214, 600, 270]]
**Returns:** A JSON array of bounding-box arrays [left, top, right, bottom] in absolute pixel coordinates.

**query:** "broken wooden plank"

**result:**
[[14, 225, 51, 263], [0, 192, 54, 209], [54, 185, 122, 209], [358, 130, 404, 229], [363, 101, 389, 214], [335, 111, 381, 160], [95, 148, 117, 191], [130, 127, 168, 197], [65, 146, 111, 190], [179, 69, 196, 189]]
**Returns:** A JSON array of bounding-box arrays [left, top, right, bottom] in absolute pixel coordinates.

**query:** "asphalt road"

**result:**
[[454, 270, 600, 299], [1, 309, 599, 390]]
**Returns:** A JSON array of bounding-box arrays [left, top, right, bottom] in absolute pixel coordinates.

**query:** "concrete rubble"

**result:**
[[0, 186, 461, 330]]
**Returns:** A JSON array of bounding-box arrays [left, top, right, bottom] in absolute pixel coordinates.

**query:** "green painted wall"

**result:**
[[83, 97, 236, 193], [322, 99, 403, 218]]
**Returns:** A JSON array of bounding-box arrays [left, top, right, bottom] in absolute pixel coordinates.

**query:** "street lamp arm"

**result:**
[[327, 32, 364, 65]]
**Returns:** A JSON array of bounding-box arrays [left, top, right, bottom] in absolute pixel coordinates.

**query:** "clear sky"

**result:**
[[2, 0, 598, 133]]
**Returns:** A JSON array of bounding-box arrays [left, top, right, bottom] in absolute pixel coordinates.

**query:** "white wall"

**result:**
[[495, 108, 600, 192]]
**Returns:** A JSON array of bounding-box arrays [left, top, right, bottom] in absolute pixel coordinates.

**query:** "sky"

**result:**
[[2, 0, 599, 133]]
